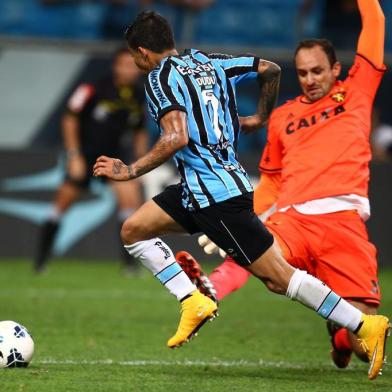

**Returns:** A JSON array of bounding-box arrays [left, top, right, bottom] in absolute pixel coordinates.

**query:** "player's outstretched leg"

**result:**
[[248, 244, 390, 380], [287, 270, 390, 380], [121, 199, 219, 348], [125, 240, 217, 348]]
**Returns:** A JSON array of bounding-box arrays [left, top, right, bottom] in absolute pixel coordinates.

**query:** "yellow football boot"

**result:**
[[356, 314, 391, 380], [167, 290, 218, 348]]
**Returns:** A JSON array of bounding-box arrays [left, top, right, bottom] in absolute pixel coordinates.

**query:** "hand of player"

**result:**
[[93, 156, 131, 181], [239, 115, 263, 134], [68, 154, 87, 181], [198, 235, 227, 258]]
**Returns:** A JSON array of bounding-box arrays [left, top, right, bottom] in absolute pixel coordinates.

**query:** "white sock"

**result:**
[[286, 269, 362, 332], [124, 238, 196, 301]]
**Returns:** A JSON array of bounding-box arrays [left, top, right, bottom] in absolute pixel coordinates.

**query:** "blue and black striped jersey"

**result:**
[[145, 48, 260, 210]]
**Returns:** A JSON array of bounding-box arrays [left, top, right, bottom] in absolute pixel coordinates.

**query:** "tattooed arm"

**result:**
[[93, 110, 188, 181], [240, 60, 281, 133]]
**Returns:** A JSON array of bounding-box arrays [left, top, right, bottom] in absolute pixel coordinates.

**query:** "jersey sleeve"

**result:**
[[357, 0, 385, 69], [66, 84, 95, 114], [259, 114, 283, 173], [345, 54, 386, 98], [209, 53, 260, 84], [145, 60, 187, 124], [253, 172, 281, 216]]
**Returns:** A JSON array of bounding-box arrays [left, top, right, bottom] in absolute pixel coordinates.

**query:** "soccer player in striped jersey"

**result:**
[[93, 11, 389, 378]]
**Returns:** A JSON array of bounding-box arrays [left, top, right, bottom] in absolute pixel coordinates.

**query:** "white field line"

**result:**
[[35, 358, 365, 370]]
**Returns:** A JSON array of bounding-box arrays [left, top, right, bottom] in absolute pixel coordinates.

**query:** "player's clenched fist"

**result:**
[[93, 155, 131, 181]]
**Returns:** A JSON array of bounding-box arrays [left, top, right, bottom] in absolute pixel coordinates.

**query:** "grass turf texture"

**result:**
[[0, 259, 391, 391]]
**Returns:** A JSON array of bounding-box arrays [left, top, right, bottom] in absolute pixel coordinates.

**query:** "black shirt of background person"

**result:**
[[68, 76, 146, 164]]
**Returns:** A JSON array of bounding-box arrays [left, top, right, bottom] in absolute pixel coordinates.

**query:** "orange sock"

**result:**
[[209, 256, 251, 300], [333, 328, 352, 352]]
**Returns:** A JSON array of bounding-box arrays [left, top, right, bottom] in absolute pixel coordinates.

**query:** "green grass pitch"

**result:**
[[0, 259, 391, 391]]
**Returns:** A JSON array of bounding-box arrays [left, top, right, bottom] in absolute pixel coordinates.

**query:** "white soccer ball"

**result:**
[[0, 321, 34, 368]]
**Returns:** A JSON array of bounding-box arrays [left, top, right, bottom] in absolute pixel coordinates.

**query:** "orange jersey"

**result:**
[[259, 55, 386, 210]]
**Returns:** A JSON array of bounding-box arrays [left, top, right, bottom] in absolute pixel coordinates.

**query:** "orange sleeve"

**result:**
[[253, 172, 281, 216], [357, 0, 385, 68], [258, 114, 282, 173], [346, 55, 386, 98]]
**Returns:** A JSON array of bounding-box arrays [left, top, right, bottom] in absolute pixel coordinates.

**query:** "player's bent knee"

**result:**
[[120, 219, 148, 245]]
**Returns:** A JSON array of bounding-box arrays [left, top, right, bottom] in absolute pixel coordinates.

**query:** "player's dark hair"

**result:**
[[294, 39, 337, 68], [124, 11, 175, 53]]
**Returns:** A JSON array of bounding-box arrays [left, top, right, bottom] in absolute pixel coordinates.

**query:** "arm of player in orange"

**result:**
[[253, 171, 281, 217], [357, 0, 385, 68]]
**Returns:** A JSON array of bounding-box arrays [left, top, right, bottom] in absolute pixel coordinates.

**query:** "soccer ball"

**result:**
[[0, 321, 34, 368]]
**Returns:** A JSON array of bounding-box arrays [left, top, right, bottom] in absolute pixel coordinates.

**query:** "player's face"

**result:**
[[295, 46, 341, 102], [113, 53, 140, 85]]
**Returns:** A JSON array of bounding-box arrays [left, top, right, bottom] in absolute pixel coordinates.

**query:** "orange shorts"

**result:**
[[265, 208, 380, 306]]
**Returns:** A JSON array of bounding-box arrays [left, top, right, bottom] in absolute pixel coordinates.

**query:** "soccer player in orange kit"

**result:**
[[177, 0, 388, 371]]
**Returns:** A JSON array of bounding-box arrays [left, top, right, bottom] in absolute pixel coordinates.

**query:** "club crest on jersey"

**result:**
[[330, 91, 346, 103], [330, 86, 346, 103]]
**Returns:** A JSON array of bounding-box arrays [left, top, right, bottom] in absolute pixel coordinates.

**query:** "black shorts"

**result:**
[[153, 184, 274, 267]]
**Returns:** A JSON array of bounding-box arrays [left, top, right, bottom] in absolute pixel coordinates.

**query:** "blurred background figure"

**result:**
[[298, 0, 360, 49], [372, 108, 392, 162], [33, 49, 148, 273], [139, 0, 214, 11]]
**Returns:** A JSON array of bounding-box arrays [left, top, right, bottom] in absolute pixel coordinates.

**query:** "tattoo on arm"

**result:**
[[113, 160, 122, 175], [257, 62, 281, 126], [130, 132, 182, 178], [129, 111, 188, 179]]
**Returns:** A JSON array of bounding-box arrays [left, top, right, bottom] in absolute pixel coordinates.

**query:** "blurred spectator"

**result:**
[[372, 108, 392, 162], [139, 0, 214, 11], [34, 49, 148, 273], [41, 0, 213, 5], [39, 0, 214, 40], [139, 0, 215, 44], [40, 0, 130, 4], [299, 0, 361, 49]]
